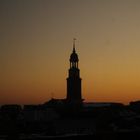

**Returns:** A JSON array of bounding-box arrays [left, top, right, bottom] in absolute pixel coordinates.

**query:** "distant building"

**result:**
[[1, 104, 22, 112], [130, 100, 140, 107], [23, 105, 59, 122], [0, 104, 22, 120], [84, 102, 124, 108], [129, 100, 140, 113], [44, 98, 65, 108]]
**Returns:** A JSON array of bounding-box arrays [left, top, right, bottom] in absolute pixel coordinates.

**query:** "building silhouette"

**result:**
[[66, 39, 83, 107], [2, 40, 140, 139], [44, 39, 83, 108]]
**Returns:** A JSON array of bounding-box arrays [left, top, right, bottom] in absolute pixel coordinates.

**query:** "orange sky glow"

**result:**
[[1, 0, 140, 105]]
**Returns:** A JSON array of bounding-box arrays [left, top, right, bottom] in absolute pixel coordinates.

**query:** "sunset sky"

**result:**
[[1, 0, 140, 105]]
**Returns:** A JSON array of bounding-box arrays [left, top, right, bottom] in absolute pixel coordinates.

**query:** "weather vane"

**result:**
[[73, 38, 76, 44]]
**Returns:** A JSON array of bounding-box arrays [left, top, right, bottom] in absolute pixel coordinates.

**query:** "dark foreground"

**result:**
[[1, 131, 140, 140], [1, 101, 140, 139]]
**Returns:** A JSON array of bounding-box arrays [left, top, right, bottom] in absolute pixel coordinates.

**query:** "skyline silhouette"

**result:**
[[2, 1, 140, 139]]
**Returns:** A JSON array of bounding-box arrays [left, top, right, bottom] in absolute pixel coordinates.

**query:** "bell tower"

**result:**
[[66, 39, 82, 105]]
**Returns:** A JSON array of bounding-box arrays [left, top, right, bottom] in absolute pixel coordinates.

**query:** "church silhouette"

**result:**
[[66, 39, 83, 106], [45, 39, 83, 109]]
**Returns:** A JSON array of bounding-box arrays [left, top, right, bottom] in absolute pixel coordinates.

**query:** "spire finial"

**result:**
[[73, 38, 76, 52]]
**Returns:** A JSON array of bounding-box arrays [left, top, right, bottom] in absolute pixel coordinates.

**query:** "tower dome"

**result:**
[[70, 47, 79, 62], [69, 39, 79, 69]]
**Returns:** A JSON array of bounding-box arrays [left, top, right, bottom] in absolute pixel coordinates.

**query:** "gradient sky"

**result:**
[[1, 0, 140, 105]]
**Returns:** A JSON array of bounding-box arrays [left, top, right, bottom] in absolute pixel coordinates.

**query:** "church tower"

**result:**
[[66, 39, 82, 105]]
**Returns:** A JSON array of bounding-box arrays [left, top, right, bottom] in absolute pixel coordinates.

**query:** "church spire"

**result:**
[[73, 38, 76, 53], [67, 40, 82, 105]]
